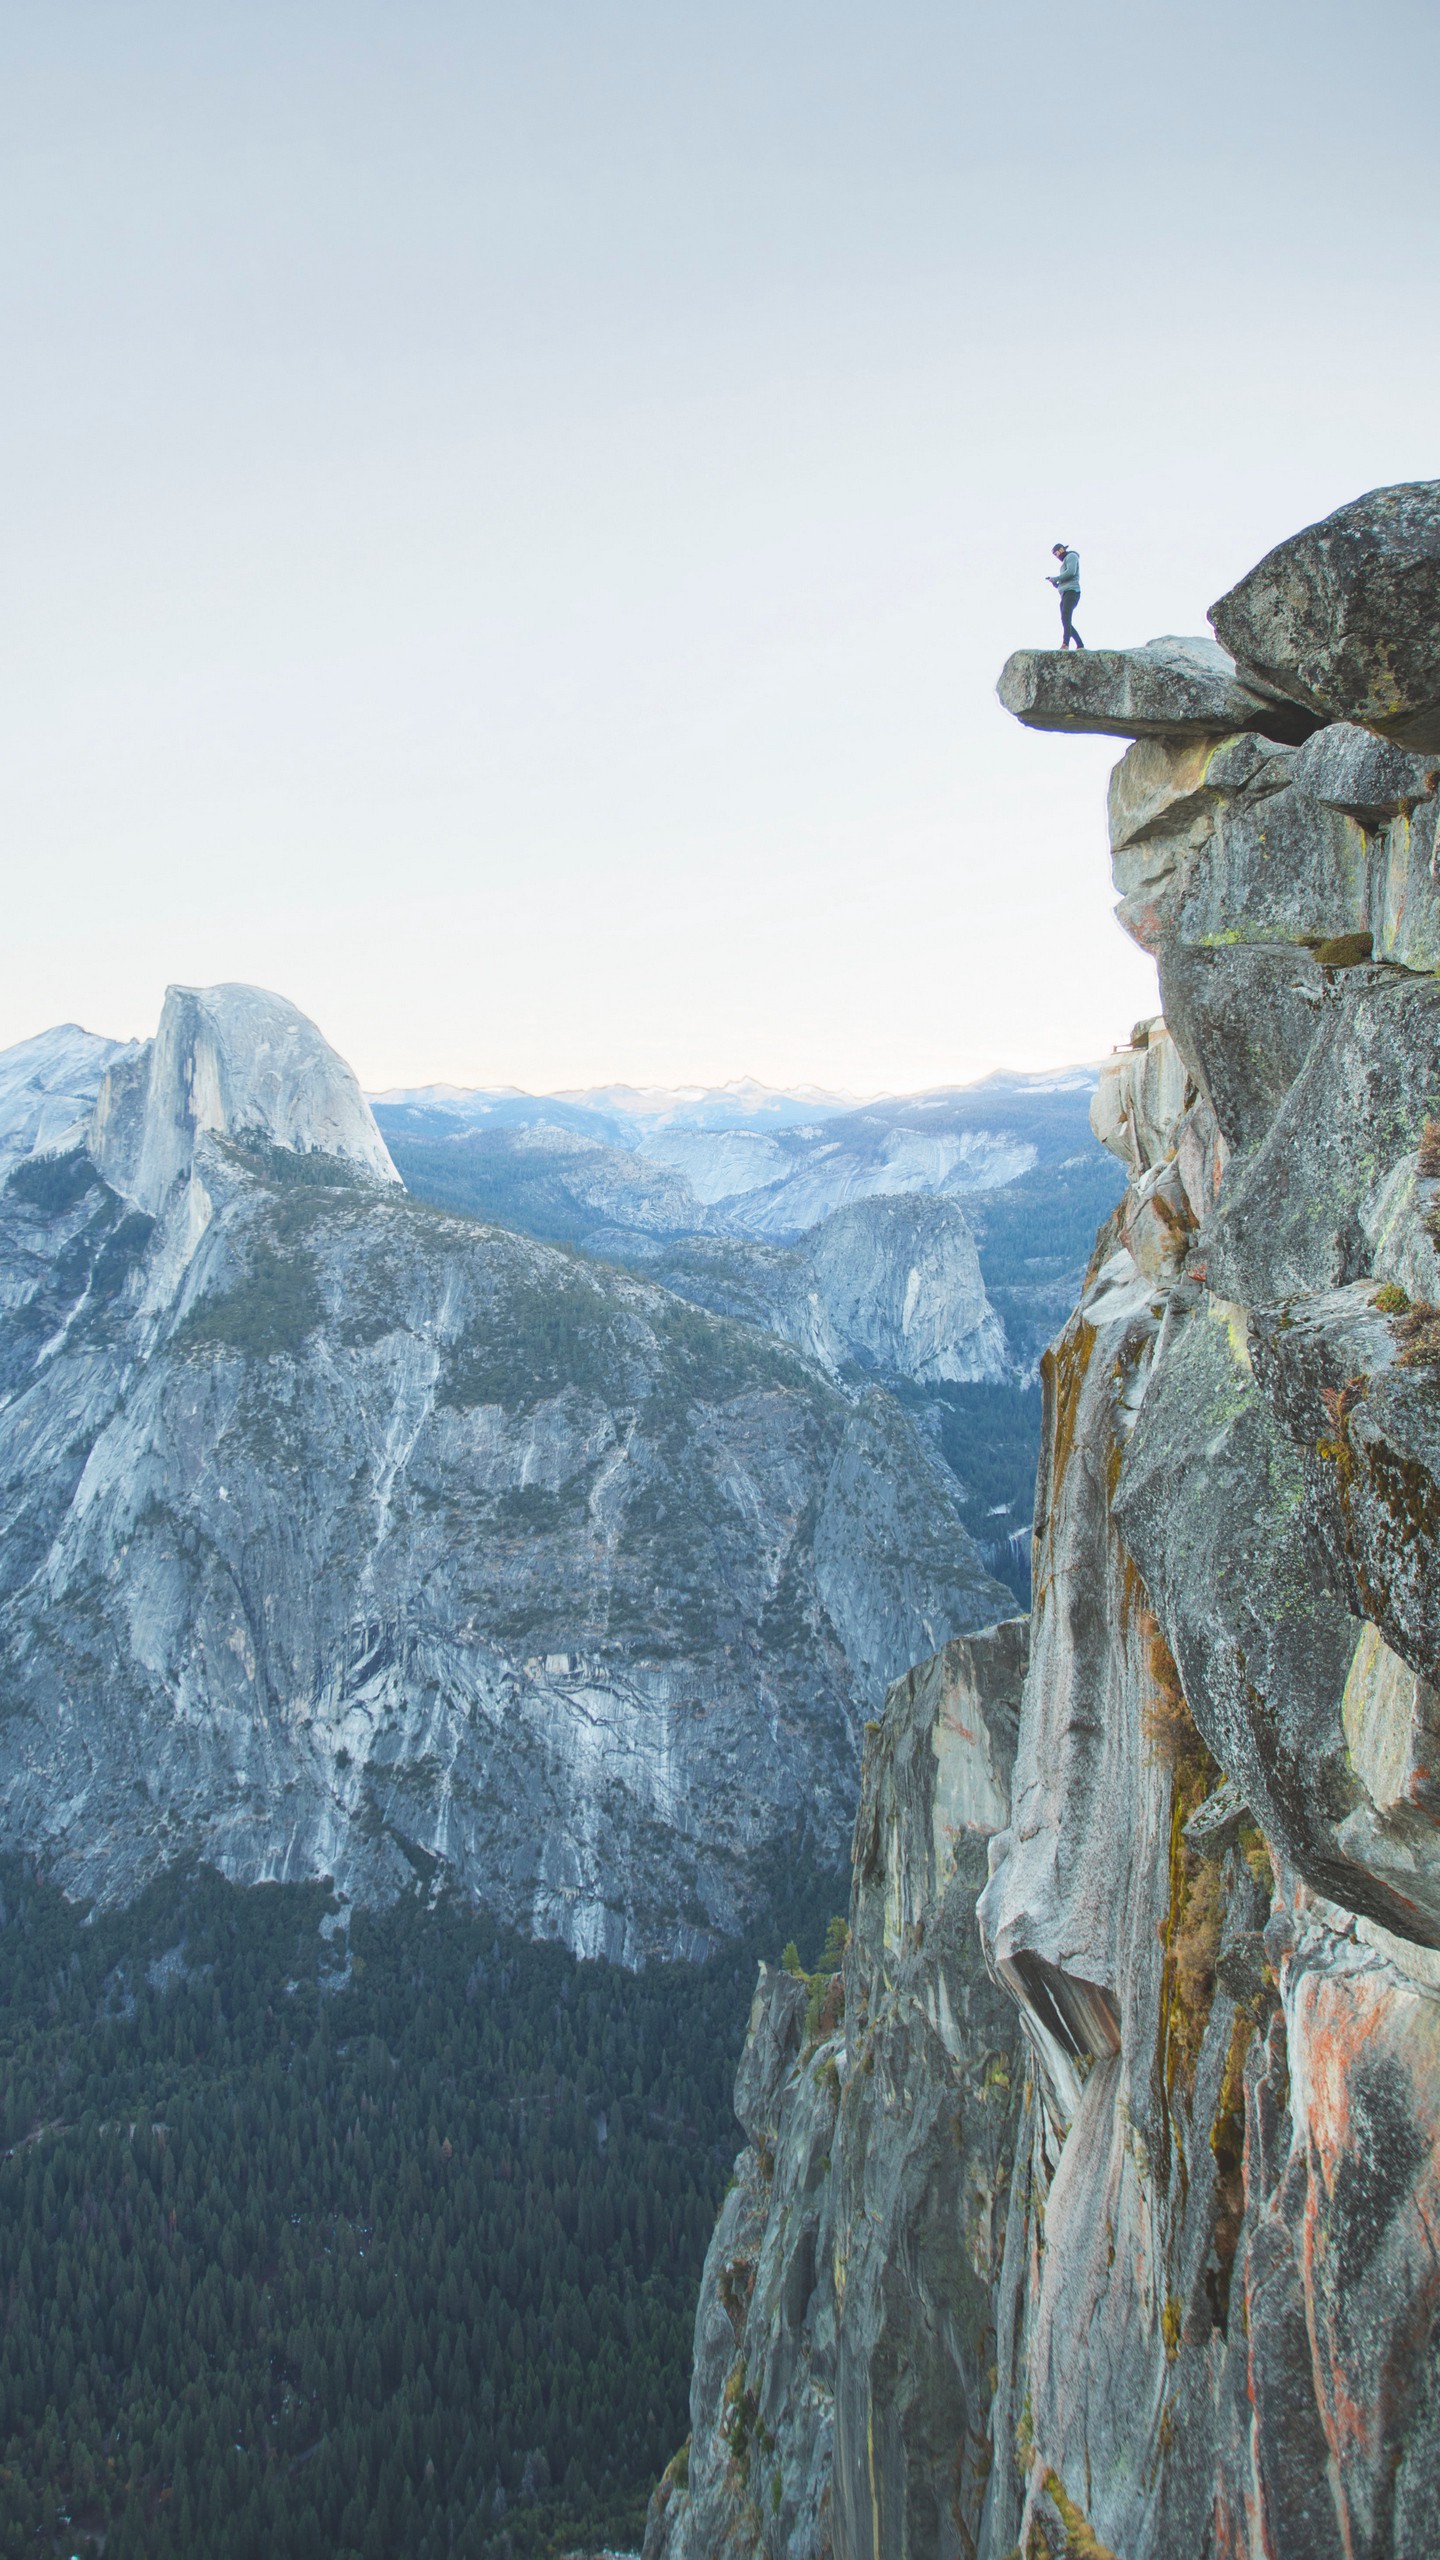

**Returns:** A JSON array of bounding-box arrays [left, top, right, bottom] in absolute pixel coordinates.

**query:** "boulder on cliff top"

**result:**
[[1210, 480, 1440, 750], [996, 634, 1316, 743]]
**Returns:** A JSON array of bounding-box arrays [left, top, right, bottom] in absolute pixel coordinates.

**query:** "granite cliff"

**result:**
[[608, 1195, 1008, 1392], [646, 1623, 1028, 2560], [656, 480, 1440, 2556], [0, 985, 1013, 1961]]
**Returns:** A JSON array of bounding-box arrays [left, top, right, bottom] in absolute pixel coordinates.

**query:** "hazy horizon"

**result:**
[[3, 999, 1109, 1109], [5, 0, 1438, 1091], [366, 1056, 1106, 1102]]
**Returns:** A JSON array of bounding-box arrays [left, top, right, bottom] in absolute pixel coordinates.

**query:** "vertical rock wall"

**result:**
[[659, 483, 1440, 2558], [647, 1623, 1027, 2560], [981, 484, 1440, 2558]]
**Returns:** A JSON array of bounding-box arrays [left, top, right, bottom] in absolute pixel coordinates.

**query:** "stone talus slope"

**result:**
[[662, 481, 1440, 2559], [646, 1623, 1027, 2560], [0, 984, 1011, 1961]]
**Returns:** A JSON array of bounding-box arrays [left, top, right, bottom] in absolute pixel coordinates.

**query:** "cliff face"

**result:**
[[618, 1196, 1010, 1393], [982, 482, 1440, 2560], [646, 1623, 1027, 2560], [663, 481, 1440, 2556], [0, 984, 1013, 1961]]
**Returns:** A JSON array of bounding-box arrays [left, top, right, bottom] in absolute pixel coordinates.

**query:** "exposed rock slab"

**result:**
[[1097, 712, 1440, 1167], [833, 1626, 1026, 2560], [997, 633, 1317, 742], [1252, 1284, 1440, 1707], [91, 981, 400, 1215], [1115, 1295, 1434, 1942], [1202, 971, 1440, 1306], [646, 1969, 840, 2560]]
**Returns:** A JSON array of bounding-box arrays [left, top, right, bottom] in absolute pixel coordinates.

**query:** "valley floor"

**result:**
[[0, 1856, 845, 2560]]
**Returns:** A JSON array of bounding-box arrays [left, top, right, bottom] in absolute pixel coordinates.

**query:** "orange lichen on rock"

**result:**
[[1045, 1319, 1099, 1511], [1285, 1952, 1440, 2530], [1138, 1608, 1226, 2118]]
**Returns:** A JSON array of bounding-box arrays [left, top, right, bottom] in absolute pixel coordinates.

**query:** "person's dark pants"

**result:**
[[1060, 590, 1084, 649]]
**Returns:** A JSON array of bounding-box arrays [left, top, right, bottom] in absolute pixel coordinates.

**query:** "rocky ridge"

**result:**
[[0, 986, 1013, 1960], [658, 480, 1440, 2556]]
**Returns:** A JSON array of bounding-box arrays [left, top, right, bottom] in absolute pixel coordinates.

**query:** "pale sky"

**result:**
[[3, 0, 1438, 1094]]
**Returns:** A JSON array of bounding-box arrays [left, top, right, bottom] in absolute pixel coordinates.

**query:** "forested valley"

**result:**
[[0, 1855, 844, 2560]]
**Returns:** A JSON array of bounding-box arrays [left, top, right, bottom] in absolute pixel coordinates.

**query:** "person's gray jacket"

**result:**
[[1055, 548, 1080, 593]]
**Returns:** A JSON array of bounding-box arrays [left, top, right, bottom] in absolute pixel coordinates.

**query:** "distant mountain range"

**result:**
[[371, 1065, 1098, 1132], [370, 1067, 1126, 1603], [370, 1073, 862, 1132], [0, 993, 1021, 1959], [369, 1067, 1111, 1257]]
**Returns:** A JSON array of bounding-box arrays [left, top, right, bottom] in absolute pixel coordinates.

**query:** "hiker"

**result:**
[[1048, 543, 1084, 649]]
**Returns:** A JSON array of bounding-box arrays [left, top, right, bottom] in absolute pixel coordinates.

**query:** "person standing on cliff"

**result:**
[[1048, 543, 1084, 648]]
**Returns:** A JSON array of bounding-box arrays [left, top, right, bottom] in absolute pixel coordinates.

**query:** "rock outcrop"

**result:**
[[666, 484, 1440, 2556], [996, 633, 1317, 742], [0, 985, 1012, 1960], [92, 980, 401, 1216], [1210, 479, 1440, 751], [977, 489, 1440, 2558]]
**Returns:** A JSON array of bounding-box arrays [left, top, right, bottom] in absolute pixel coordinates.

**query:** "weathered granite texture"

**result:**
[[1293, 720, 1440, 826], [667, 486, 1440, 2558], [0, 1024, 138, 1180], [0, 984, 1013, 1961], [996, 634, 1317, 743], [647, 1622, 1027, 2560], [1211, 479, 1440, 751], [977, 486, 1440, 2557]]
